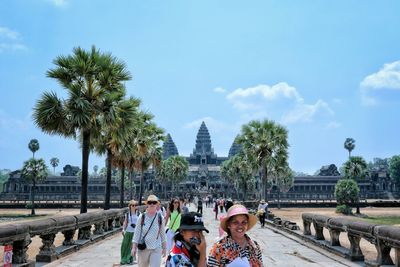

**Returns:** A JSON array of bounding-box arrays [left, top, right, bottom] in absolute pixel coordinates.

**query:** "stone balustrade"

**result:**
[[301, 213, 400, 267], [0, 208, 127, 266]]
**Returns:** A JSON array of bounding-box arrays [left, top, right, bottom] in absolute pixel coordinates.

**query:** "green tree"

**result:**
[[50, 157, 59, 174], [334, 179, 359, 214], [342, 156, 368, 214], [163, 155, 189, 196], [223, 154, 254, 201], [33, 46, 131, 214], [237, 119, 289, 200], [21, 158, 48, 215], [274, 165, 294, 209], [344, 138, 356, 158], [28, 139, 40, 159], [389, 155, 400, 183]]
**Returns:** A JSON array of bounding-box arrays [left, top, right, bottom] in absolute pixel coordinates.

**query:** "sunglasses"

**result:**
[[174, 201, 180, 204], [147, 201, 158, 205]]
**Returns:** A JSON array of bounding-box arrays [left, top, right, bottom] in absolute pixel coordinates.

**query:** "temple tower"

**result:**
[[162, 133, 179, 160]]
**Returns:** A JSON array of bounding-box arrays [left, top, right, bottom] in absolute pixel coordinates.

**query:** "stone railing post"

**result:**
[[375, 240, 393, 266], [12, 235, 31, 264], [301, 213, 313, 236], [93, 222, 104, 235], [62, 229, 76, 246], [78, 226, 92, 240], [36, 233, 57, 262], [313, 215, 329, 240], [347, 233, 364, 261]]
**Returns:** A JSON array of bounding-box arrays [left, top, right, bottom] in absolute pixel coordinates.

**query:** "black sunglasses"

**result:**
[[147, 201, 158, 205]]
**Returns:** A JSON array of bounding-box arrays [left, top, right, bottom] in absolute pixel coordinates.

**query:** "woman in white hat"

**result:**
[[207, 204, 263, 267], [132, 195, 166, 267]]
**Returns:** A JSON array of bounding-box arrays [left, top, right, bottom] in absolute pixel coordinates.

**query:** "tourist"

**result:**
[[157, 202, 167, 219], [132, 195, 167, 267], [197, 197, 203, 214], [208, 204, 264, 267], [120, 200, 140, 265], [165, 212, 208, 267], [219, 198, 225, 213], [225, 198, 234, 212], [257, 199, 268, 228], [214, 199, 219, 220], [180, 198, 189, 214], [165, 198, 182, 253]]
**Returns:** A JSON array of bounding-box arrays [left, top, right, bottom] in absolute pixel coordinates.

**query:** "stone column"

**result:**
[[347, 234, 364, 261], [93, 222, 104, 235], [313, 221, 325, 240], [12, 235, 31, 264], [375, 240, 393, 265], [303, 220, 311, 235], [78, 226, 92, 240], [328, 229, 341, 246], [62, 229, 76, 246], [36, 233, 57, 262]]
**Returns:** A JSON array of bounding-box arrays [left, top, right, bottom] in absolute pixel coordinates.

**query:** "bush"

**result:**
[[336, 204, 352, 215], [335, 179, 359, 205], [25, 202, 33, 209]]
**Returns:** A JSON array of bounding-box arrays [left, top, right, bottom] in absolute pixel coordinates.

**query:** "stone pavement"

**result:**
[[42, 204, 362, 267]]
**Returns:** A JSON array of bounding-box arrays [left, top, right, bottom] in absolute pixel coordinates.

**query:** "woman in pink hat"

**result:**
[[207, 204, 264, 267]]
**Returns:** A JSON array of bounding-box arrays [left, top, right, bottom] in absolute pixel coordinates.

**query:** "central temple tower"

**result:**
[[188, 121, 219, 165]]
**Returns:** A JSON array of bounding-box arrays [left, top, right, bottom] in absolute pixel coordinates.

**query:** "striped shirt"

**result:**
[[132, 212, 166, 249], [207, 235, 263, 267]]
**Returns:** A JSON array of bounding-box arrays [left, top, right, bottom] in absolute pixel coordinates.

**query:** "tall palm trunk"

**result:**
[[104, 148, 112, 210], [120, 166, 125, 208], [129, 171, 133, 200], [81, 131, 90, 214], [277, 188, 281, 209], [31, 181, 36, 215], [138, 164, 144, 205]]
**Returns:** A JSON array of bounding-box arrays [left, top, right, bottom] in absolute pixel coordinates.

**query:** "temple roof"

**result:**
[[191, 121, 215, 156], [162, 133, 179, 160], [228, 135, 242, 158]]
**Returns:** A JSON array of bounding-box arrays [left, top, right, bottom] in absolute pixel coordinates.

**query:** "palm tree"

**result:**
[[93, 165, 99, 177], [228, 154, 254, 201], [33, 46, 131, 214], [50, 157, 59, 174], [273, 164, 294, 209], [91, 96, 140, 210], [344, 138, 356, 158], [237, 119, 289, 200], [21, 158, 48, 215], [163, 156, 189, 196], [343, 156, 368, 214], [28, 139, 40, 159]]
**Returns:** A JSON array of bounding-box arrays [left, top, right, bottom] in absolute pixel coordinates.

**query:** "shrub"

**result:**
[[335, 179, 359, 206], [336, 204, 352, 215]]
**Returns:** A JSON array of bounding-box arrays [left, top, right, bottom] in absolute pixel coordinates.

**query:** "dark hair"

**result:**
[[169, 198, 181, 213]]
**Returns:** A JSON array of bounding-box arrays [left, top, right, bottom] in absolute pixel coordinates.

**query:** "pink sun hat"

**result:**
[[220, 204, 258, 233]]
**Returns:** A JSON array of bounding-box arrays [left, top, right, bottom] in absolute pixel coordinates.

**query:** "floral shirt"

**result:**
[[207, 235, 263, 267]]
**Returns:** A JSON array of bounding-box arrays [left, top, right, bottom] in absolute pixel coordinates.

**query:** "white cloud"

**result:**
[[0, 27, 20, 40], [360, 61, 400, 90], [325, 121, 341, 129], [282, 100, 334, 124], [225, 82, 334, 125], [213, 87, 226, 94], [227, 82, 303, 107], [47, 0, 68, 7], [0, 26, 26, 53], [360, 61, 400, 106]]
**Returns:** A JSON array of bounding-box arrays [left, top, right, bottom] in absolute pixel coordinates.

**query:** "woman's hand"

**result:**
[[196, 232, 207, 255]]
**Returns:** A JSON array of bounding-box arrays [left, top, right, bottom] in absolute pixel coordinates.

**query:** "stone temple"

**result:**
[[1, 122, 399, 200]]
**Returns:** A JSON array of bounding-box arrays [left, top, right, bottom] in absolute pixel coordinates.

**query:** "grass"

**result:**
[[362, 216, 400, 225]]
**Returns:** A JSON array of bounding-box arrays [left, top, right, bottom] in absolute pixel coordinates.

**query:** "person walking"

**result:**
[[180, 198, 189, 214], [165, 198, 182, 253], [208, 204, 264, 267], [257, 199, 268, 228], [165, 212, 208, 267], [196, 198, 203, 214], [132, 195, 167, 267], [120, 200, 140, 265], [214, 199, 219, 220]]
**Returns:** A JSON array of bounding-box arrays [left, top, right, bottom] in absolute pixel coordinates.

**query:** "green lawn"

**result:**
[[362, 216, 400, 225]]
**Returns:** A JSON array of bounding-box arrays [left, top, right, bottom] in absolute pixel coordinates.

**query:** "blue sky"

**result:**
[[1, 0, 400, 174]]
